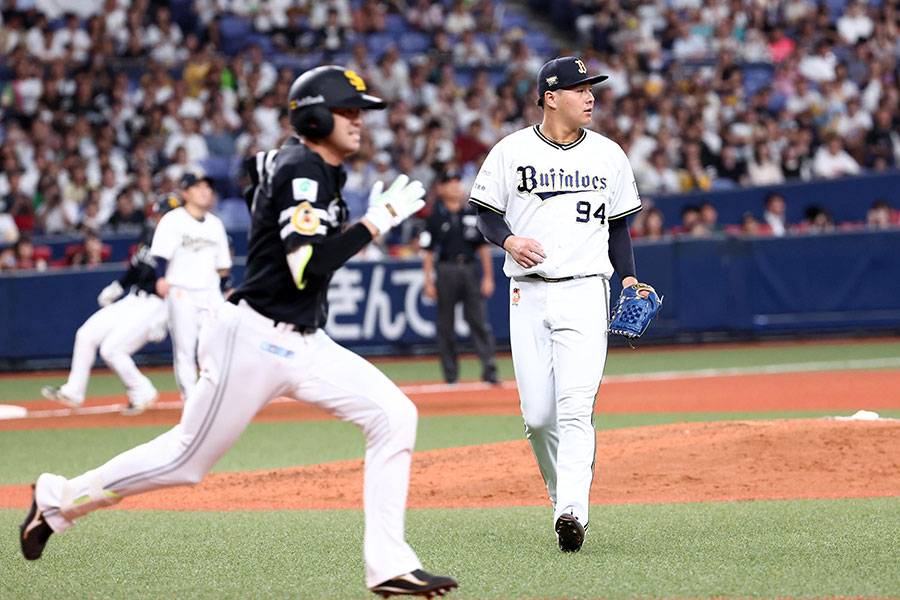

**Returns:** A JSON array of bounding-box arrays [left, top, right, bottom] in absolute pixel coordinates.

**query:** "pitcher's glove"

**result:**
[[608, 283, 663, 339]]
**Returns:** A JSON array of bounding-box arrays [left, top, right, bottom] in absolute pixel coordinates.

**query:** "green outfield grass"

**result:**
[[5, 338, 899, 403], [3, 498, 900, 599]]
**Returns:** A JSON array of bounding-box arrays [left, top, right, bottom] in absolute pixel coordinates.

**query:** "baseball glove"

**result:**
[[608, 283, 663, 339]]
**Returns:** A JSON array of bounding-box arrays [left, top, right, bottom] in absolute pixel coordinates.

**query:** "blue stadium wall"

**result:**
[[2, 229, 899, 367]]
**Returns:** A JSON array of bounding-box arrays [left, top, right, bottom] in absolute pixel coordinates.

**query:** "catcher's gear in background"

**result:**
[[288, 65, 386, 139], [608, 283, 663, 338]]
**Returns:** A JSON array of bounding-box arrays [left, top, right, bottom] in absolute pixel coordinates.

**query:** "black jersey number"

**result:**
[[575, 201, 606, 224]]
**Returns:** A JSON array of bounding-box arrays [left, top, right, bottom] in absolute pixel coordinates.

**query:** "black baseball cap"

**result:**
[[438, 168, 461, 183], [181, 170, 212, 189], [536, 57, 608, 105]]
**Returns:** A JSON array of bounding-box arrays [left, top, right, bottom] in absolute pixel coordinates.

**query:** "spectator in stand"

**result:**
[[107, 189, 145, 234], [767, 27, 796, 63], [763, 192, 788, 236], [408, 0, 444, 32], [638, 149, 681, 195], [352, 0, 386, 34], [866, 200, 894, 229], [740, 212, 765, 235], [748, 142, 786, 186], [715, 145, 750, 187], [813, 134, 861, 178], [80, 189, 106, 232], [698, 201, 723, 233], [678, 205, 701, 235], [2, 167, 35, 233], [0, 234, 47, 271], [636, 207, 666, 241], [782, 143, 812, 181], [801, 204, 835, 233], [204, 111, 237, 157], [70, 231, 107, 267], [444, 0, 476, 35], [37, 183, 79, 235], [863, 107, 900, 168], [455, 119, 489, 167], [678, 150, 713, 193], [837, 1, 874, 45], [453, 30, 491, 67], [317, 7, 349, 56]]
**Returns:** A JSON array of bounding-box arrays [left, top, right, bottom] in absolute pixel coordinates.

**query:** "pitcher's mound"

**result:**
[[109, 418, 900, 511]]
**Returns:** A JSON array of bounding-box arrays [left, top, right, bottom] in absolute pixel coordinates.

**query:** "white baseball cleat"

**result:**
[[40, 386, 83, 408]]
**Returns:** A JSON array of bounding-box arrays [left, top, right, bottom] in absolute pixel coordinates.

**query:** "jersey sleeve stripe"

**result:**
[[278, 206, 297, 224], [609, 205, 642, 220], [469, 198, 505, 215]]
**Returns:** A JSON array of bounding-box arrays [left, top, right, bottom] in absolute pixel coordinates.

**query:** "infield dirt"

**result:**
[[1, 369, 899, 511]]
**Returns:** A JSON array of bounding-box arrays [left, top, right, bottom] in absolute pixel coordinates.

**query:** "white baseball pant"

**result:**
[[508, 276, 610, 531], [34, 300, 423, 587], [165, 286, 223, 403], [58, 292, 166, 406]]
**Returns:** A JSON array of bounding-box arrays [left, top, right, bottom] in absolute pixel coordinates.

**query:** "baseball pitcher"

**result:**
[[470, 57, 655, 552], [151, 171, 232, 404]]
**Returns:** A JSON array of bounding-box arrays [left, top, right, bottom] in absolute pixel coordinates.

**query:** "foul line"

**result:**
[[6, 357, 899, 421]]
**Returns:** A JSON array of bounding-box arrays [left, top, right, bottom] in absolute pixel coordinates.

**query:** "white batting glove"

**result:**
[[97, 281, 124, 307], [363, 175, 426, 235]]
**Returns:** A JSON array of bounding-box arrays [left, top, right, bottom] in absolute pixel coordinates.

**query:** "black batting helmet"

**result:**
[[151, 192, 182, 217], [288, 65, 386, 140]]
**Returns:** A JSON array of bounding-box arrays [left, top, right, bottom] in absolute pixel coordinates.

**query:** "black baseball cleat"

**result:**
[[555, 512, 585, 552], [370, 569, 458, 598], [20, 484, 53, 560]]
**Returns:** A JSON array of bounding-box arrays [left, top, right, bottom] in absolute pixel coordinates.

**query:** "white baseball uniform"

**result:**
[[470, 124, 641, 532], [54, 292, 166, 407], [150, 207, 231, 402]]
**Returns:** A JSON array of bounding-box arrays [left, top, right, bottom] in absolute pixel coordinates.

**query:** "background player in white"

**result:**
[[151, 171, 232, 404], [470, 56, 652, 552], [40, 195, 180, 415], [20, 66, 457, 599]]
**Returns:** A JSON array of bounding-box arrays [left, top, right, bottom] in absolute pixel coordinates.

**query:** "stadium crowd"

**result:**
[[1, 0, 899, 269]]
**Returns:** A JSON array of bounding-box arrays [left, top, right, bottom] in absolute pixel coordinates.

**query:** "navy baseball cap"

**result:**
[[180, 169, 212, 189], [536, 57, 608, 105]]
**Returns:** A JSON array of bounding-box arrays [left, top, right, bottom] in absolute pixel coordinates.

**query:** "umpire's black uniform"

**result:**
[[421, 194, 499, 384]]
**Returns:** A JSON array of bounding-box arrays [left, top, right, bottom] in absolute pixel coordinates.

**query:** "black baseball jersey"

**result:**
[[420, 200, 486, 262], [230, 138, 348, 329], [118, 225, 159, 296]]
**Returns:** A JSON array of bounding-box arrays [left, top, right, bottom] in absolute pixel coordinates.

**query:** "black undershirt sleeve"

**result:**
[[608, 216, 636, 280], [303, 223, 374, 276], [474, 205, 514, 249]]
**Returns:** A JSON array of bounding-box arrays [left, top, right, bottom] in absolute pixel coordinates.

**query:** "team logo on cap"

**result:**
[[344, 70, 366, 91], [545, 75, 558, 86], [575, 59, 587, 74], [291, 201, 320, 235]]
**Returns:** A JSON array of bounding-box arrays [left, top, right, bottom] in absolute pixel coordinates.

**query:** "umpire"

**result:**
[[421, 169, 500, 385]]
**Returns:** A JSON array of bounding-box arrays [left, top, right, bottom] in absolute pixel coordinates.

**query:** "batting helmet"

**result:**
[[151, 192, 182, 217], [288, 65, 386, 140]]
